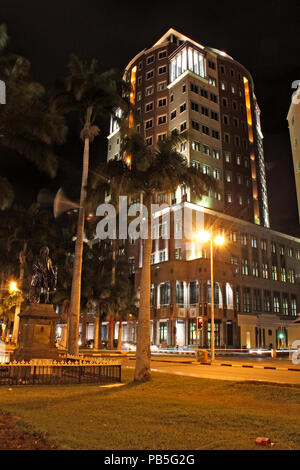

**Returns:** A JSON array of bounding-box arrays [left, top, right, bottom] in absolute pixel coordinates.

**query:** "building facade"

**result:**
[[287, 82, 300, 224], [130, 203, 300, 349], [77, 29, 300, 350], [108, 28, 270, 227]]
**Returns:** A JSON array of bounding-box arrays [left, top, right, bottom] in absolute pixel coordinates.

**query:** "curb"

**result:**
[[132, 356, 300, 372], [194, 361, 300, 372]]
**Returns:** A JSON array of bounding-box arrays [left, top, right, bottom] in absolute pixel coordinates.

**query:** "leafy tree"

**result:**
[[0, 24, 67, 193]]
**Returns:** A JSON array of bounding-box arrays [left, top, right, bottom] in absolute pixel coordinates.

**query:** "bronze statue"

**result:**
[[29, 246, 57, 304]]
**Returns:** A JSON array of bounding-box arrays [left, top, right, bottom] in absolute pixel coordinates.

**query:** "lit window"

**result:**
[[241, 234, 247, 245], [291, 297, 297, 316], [213, 168, 221, 180], [273, 293, 280, 313], [252, 261, 259, 277], [146, 86, 154, 96], [225, 152, 231, 163], [192, 141, 201, 152], [203, 144, 210, 155], [170, 47, 205, 83], [229, 232, 237, 242], [158, 81, 167, 91], [180, 141, 187, 152], [251, 237, 257, 248], [280, 267, 287, 283], [213, 149, 220, 159], [261, 240, 267, 251], [262, 264, 269, 279], [241, 259, 249, 275], [271, 265, 278, 281], [209, 76, 216, 87]]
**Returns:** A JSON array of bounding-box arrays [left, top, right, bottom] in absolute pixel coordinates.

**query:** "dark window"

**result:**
[[208, 60, 216, 70], [191, 120, 200, 131], [202, 125, 210, 135], [191, 83, 199, 94], [191, 101, 199, 112]]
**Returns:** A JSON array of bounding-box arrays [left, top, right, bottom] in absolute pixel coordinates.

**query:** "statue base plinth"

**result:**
[[12, 304, 61, 362]]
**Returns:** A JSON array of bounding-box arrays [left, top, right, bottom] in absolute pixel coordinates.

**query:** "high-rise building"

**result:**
[[85, 29, 300, 351], [287, 82, 300, 224], [107, 28, 270, 228]]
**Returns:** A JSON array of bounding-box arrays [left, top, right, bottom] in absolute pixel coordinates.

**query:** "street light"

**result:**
[[9, 281, 18, 294], [196, 229, 225, 361]]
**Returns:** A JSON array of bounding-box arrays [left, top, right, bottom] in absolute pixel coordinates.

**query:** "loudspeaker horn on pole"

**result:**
[[53, 188, 80, 218]]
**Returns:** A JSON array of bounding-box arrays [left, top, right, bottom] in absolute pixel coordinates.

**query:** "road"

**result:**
[[126, 356, 300, 385], [150, 359, 300, 385]]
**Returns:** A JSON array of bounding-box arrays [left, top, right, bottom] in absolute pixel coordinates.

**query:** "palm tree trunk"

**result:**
[[134, 195, 152, 382], [68, 134, 90, 356]]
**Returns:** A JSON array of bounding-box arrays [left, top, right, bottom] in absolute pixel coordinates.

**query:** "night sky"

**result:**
[[1, 0, 299, 235]]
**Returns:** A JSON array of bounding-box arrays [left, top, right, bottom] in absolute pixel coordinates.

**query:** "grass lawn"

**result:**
[[0, 368, 299, 450]]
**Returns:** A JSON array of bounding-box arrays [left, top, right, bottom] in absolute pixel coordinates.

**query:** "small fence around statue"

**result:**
[[0, 358, 121, 386]]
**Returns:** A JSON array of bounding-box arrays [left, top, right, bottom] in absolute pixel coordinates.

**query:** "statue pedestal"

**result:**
[[13, 304, 60, 362]]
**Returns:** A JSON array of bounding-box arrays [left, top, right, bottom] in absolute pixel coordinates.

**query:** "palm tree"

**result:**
[[0, 24, 67, 182], [90, 130, 216, 381], [50, 54, 124, 356]]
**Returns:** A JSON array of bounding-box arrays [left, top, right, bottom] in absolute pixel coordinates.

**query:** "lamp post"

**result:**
[[196, 230, 225, 362]]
